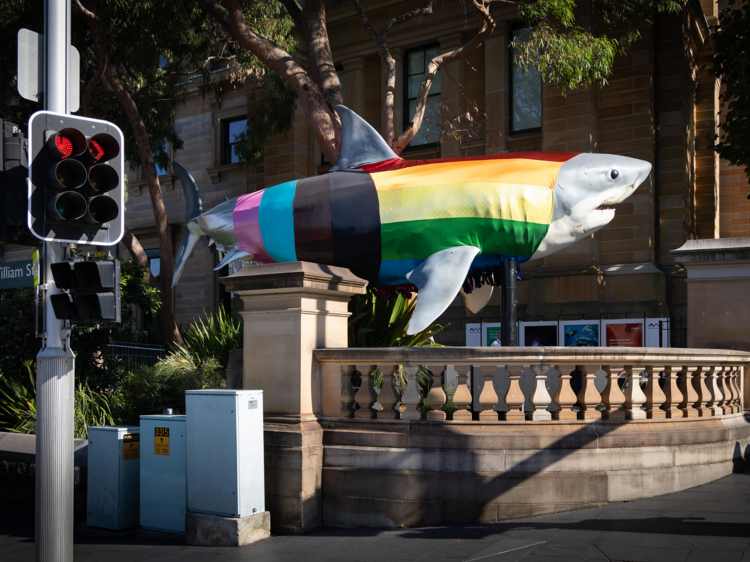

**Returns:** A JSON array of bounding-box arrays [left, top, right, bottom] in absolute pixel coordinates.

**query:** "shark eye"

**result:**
[[610, 170, 619, 180]]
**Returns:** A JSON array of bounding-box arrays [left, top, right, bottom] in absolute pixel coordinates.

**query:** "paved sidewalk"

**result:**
[[2, 467, 750, 562]]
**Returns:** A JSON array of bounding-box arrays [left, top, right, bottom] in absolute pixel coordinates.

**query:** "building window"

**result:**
[[154, 140, 168, 177], [223, 117, 247, 164], [510, 27, 542, 135], [404, 45, 441, 149]]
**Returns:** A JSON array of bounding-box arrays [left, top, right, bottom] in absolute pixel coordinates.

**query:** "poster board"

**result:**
[[482, 322, 502, 347], [602, 319, 644, 347], [559, 320, 600, 347], [466, 323, 481, 346], [645, 318, 670, 348], [519, 321, 558, 347]]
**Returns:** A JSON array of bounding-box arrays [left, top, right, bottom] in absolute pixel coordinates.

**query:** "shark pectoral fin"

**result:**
[[405, 246, 481, 335], [214, 246, 254, 271]]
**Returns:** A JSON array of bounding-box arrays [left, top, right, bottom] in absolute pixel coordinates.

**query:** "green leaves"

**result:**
[[708, 1, 750, 182]]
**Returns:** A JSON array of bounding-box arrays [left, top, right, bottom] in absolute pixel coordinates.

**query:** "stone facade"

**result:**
[[1, 0, 746, 345]]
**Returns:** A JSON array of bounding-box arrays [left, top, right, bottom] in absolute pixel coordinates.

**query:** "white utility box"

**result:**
[[140, 415, 186, 534], [185, 390, 264, 518], [87, 426, 140, 530]]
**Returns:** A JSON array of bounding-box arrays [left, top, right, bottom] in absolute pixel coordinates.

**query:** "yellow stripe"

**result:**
[[378, 182, 554, 225], [371, 159, 564, 192]]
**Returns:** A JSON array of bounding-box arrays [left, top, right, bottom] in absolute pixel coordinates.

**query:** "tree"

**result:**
[[196, 0, 682, 162], [708, 0, 750, 183]]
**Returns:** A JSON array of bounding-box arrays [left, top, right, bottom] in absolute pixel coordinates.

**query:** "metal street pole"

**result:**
[[501, 259, 517, 347], [36, 1, 75, 561]]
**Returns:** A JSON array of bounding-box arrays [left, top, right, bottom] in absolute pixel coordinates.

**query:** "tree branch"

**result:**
[[198, 0, 341, 162], [393, 0, 495, 153]]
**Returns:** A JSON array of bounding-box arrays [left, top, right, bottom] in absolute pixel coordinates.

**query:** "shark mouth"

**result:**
[[596, 204, 618, 212]]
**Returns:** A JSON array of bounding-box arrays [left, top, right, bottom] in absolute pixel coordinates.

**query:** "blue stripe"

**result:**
[[259, 180, 297, 263]]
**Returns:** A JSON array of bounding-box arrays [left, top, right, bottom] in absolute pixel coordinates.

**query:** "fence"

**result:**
[[107, 341, 165, 369]]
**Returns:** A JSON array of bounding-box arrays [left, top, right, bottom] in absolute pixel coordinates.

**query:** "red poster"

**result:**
[[606, 323, 643, 347]]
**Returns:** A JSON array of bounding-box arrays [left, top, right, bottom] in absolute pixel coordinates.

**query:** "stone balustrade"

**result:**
[[316, 347, 748, 422]]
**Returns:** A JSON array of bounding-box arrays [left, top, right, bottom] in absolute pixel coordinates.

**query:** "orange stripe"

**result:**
[[371, 158, 564, 192]]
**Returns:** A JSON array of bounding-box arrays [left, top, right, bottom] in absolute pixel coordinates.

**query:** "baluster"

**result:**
[[716, 366, 731, 415], [552, 365, 577, 420], [452, 364, 473, 421], [377, 364, 402, 420], [678, 366, 699, 417], [341, 365, 357, 418], [478, 365, 500, 421], [662, 365, 683, 419], [400, 364, 422, 421], [691, 366, 712, 417], [707, 366, 724, 416], [732, 367, 743, 413], [577, 365, 602, 420], [354, 364, 379, 419], [600, 365, 626, 420], [426, 364, 448, 421], [623, 365, 647, 420], [528, 365, 552, 421], [503, 364, 526, 421], [644, 365, 667, 419], [727, 366, 740, 414]]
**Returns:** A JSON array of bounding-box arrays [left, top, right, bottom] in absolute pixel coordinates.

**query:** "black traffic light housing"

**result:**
[[0, 119, 41, 246], [27, 111, 124, 246], [50, 257, 121, 323]]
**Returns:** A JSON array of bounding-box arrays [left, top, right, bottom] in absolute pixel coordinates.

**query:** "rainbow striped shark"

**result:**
[[172, 106, 651, 334]]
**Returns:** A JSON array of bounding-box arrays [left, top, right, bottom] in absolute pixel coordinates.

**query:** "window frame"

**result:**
[[508, 25, 542, 137], [222, 116, 248, 165], [402, 44, 442, 153]]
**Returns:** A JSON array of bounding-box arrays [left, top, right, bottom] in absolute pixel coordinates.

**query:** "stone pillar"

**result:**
[[342, 56, 367, 117], [221, 262, 367, 534], [439, 33, 466, 158], [484, 24, 509, 154]]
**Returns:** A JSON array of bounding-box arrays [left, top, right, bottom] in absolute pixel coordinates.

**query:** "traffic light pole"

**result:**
[[37, 1, 75, 561]]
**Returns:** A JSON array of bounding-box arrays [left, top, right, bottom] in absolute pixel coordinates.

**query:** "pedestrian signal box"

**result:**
[[49, 257, 121, 323]]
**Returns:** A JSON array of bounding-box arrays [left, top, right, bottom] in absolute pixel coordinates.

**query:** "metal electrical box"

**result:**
[[87, 426, 140, 530], [140, 415, 186, 534], [186, 390, 264, 518]]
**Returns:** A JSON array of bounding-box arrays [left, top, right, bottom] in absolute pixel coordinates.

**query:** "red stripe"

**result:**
[[360, 151, 581, 174]]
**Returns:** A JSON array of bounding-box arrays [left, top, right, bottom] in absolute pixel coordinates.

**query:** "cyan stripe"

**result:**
[[259, 180, 297, 263], [377, 258, 423, 286]]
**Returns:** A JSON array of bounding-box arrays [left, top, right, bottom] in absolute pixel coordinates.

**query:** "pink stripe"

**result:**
[[233, 190, 275, 263]]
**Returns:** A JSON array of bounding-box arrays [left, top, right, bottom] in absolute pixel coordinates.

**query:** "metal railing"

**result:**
[[107, 341, 165, 369]]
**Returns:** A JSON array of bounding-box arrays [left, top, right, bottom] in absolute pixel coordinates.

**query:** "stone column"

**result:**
[[221, 262, 367, 534], [577, 365, 602, 420], [644, 366, 667, 419], [623, 366, 647, 420], [678, 366, 700, 418], [484, 24, 509, 154], [528, 365, 553, 421], [377, 365, 402, 420], [478, 365, 500, 421], [426, 364, 448, 420], [439, 33, 466, 158], [600, 365, 626, 420], [452, 364, 473, 420], [662, 365, 683, 419], [504, 364, 526, 421], [552, 366, 577, 420], [342, 56, 367, 117]]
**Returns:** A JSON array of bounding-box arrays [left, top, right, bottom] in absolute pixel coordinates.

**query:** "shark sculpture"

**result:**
[[172, 105, 651, 334]]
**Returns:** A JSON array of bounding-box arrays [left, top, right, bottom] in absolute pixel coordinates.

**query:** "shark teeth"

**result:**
[[597, 204, 617, 212]]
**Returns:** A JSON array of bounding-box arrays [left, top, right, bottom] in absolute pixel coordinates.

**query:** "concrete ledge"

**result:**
[[186, 511, 270, 547]]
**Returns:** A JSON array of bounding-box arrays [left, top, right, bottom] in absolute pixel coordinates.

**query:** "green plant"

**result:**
[[442, 381, 458, 419], [348, 289, 444, 348], [183, 305, 242, 368]]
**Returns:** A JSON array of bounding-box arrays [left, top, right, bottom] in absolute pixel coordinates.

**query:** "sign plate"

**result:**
[[154, 427, 170, 456], [123, 433, 140, 460], [0, 259, 37, 289]]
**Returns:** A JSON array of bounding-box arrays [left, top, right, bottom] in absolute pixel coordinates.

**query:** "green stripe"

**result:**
[[380, 217, 549, 261]]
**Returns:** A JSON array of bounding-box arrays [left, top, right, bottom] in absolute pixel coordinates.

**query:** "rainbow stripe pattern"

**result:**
[[233, 152, 578, 286]]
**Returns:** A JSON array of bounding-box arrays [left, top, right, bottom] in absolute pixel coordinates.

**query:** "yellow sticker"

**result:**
[[123, 433, 140, 460], [154, 427, 170, 456]]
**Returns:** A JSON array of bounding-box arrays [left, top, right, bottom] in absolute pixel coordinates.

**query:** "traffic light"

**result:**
[[0, 119, 40, 246], [27, 111, 124, 246], [49, 257, 121, 323]]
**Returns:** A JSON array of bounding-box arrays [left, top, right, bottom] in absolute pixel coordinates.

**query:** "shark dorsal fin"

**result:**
[[330, 105, 399, 171]]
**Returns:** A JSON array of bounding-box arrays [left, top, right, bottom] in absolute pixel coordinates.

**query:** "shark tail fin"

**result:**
[[172, 162, 204, 287]]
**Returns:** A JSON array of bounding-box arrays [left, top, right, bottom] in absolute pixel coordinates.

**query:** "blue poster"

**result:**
[[563, 324, 599, 347]]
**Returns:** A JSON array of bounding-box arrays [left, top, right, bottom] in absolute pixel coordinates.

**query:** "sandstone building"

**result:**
[[1, 0, 746, 347]]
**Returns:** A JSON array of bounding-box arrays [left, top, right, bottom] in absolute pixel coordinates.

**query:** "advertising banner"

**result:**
[[603, 320, 644, 347], [466, 323, 481, 346], [483, 323, 502, 347], [520, 322, 558, 346], [645, 318, 670, 348], [560, 321, 600, 347]]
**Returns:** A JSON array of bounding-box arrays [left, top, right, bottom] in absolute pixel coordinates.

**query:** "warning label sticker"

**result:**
[[123, 433, 140, 460], [154, 427, 170, 456]]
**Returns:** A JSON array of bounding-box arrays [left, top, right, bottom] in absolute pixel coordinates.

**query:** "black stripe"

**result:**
[[293, 175, 334, 264], [330, 169, 381, 285]]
